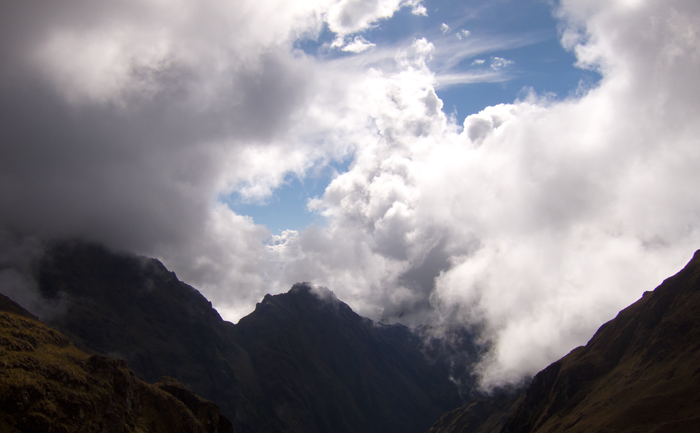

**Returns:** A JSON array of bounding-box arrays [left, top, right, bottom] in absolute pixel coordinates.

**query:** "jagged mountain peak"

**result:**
[[6, 239, 467, 433], [247, 282, 364, 334]]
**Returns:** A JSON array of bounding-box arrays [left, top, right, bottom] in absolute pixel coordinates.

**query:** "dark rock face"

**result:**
[[31, 241, 466, 433], [427, 250, 700, 433], [235, 284, 463, 433], [0, 308, 232, 433]]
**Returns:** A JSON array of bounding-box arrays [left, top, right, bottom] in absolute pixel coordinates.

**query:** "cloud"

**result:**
[[1, 0, 700, 393], [269, 0, 700, 388], [411, 3, 428, 16], [342, 36, 377, 53], [0, 232, 68, 320], [441, 23, 451, 34], [434, 71, 508, 87], [455, 29, 471, 40], [0, 0, 329, 308], [0, 0, 423, 314], [430, 31, 544, 73], [327, 0, 425, 35], [490, 56, 514, 69]]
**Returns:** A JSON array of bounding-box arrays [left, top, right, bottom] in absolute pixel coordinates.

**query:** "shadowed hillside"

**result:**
[[0, 293, 232, 433]]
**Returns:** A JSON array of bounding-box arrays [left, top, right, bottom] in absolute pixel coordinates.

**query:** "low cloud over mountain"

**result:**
[[1, 0, 700, 388]]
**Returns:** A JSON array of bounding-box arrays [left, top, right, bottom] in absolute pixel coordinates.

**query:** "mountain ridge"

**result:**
[[7, 240, 698, 432], [27, 240, 469, 433]]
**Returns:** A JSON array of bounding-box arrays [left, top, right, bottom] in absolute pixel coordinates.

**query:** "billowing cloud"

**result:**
[[0, 0, 414, 307], [342, 36, 377, 53], [269, 0, 700, 388], [1, 0, 700, 392], [0, 0, 330, 249]]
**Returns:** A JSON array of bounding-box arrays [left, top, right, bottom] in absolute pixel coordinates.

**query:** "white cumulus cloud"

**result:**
[[342, 36, 377, 53], [268, 0, 700, 388]]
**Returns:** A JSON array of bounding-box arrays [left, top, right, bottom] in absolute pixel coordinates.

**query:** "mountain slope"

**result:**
[[0, 295, 233, 433], [428, 250, 700, 433], [501, 250, 700, 433], [31, 240, 466, 433]]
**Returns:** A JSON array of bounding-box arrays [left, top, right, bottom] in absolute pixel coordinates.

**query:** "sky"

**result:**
[[1, 0, 700, 389]]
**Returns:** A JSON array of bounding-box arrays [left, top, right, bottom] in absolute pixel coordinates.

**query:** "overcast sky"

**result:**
[[1, 0, 700, 388]]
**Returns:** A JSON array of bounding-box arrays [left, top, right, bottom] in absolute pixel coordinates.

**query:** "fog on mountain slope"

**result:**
[[1, 0, 700, 390]]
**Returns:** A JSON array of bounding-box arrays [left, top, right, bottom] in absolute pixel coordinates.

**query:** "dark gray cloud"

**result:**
[[0, 0, 423, 320], [0, 1, 314, 253]]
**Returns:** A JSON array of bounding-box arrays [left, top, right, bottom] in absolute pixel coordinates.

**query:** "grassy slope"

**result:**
[[0, 301, 232, 433], [427, 250, 700, 433]]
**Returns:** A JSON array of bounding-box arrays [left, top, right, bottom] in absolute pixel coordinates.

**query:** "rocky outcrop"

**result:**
[[35, 241, 271, 431], [156, 376, 234, 433]]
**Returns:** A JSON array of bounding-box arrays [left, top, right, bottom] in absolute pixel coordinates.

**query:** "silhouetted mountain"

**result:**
[[427, 250, 700, 433], [31, 241, 467, 433], [234, 284, 463, 432], [0, 296, 233, 433], [36, 241, 269, 432]]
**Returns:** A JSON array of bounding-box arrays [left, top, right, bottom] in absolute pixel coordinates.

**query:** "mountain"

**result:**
[[427, 250, 700, 433], [35, 240, 269, 432], [0, 293, 233, 433], [8, 241, 699, 432], [234, 285, 463, 432], [31, 240, 468, 433]]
